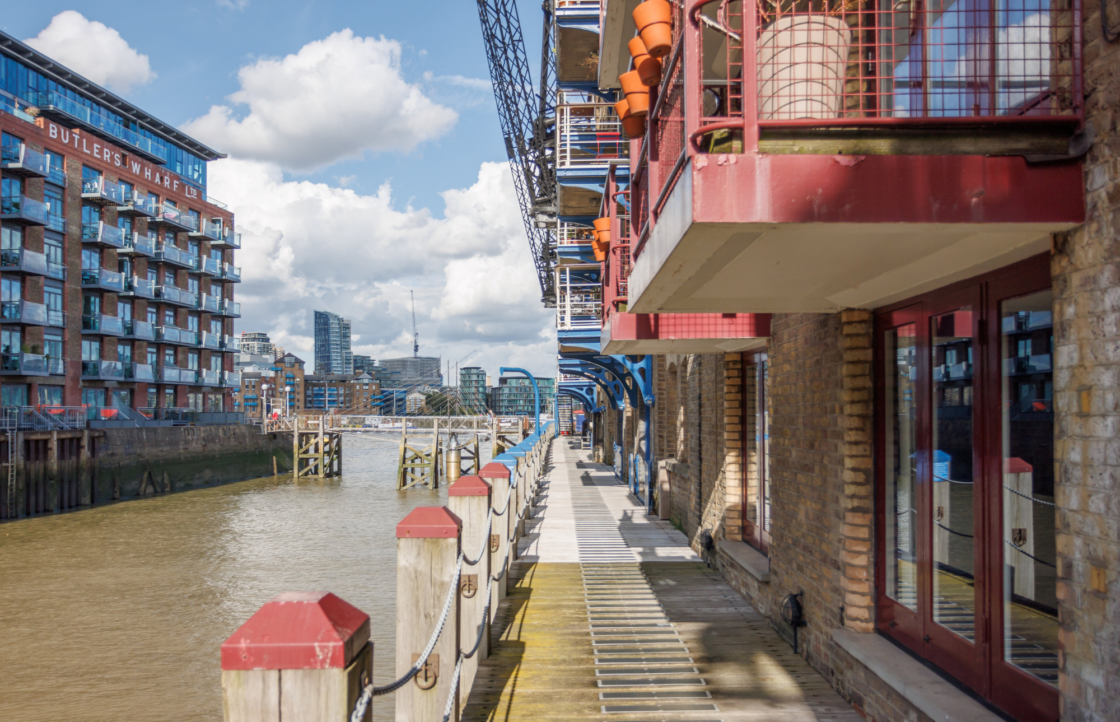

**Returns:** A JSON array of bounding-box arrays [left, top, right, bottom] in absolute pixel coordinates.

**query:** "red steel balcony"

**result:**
[[621, 0, 1084, 313]]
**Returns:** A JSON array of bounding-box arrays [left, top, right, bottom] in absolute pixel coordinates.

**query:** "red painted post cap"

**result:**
[[1004, 457, 1033, 473], [480, 462, 511, 480], [449, 475, 492, 497], [221, 591, 370, 670], [397, 505, 461, 539]]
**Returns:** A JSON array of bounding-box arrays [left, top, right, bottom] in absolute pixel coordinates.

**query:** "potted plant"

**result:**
[[755, 0, 853, 120]]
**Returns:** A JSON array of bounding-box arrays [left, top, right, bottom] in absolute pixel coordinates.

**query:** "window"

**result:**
[[44, 150, 64, 185], [82, 339, 100, 362], [117, 342, 132, 363], [2, 384, 28, 408], [82, 248, 100, 271], [119, 181, 133, 202], [875, 255, 1056, 722], [44, 183, 63, 223], [163, 309, 175, 326], [43, 330, 62, 361], [187, 313, 199, 332], [187, 351, 199, 370], [163, 389, 175, 408], [44, 283, 63, 324], [147, 267, 158, 284], [188, 276, 199, 294], [211, 355, 222, 372], [147, 347, 158, 366], [44, 232, 62, 275], [118, 301, 133, 322], [1, 223, 22, 251], [741, 352, 771, 553], [38, 386, 63, 406], [81, 388, 106, 409], [188, 240, 200, 258], [164, 270, 175, 286], [82, 294, 100, 318], [1, 175, 23, 200], [164, 349, 176, 367], [210, 319, 222, 335], [117, 214, 133, 237], [1, 327, 20, 355], [146, 307, 158, 325]]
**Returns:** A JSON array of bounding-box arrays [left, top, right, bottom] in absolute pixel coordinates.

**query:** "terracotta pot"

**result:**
[[592, 241, 607, 262], [633, 0, 673, 58], [619, 70, 650, 115], [593, 217, 611, 235], [628, 37, 662, 86], [621, 114, 646, 139], [614, 98, 631, 119]]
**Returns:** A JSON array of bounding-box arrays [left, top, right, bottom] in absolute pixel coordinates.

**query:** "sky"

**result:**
[[1, 1, 557, 381]]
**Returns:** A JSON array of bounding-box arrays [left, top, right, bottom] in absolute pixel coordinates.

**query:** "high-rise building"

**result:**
[[459, 366, 488, 413], [313, 310, 352, 375], [239, 331, 275, 358], [379, 356, 441, 389], [352, 354, 375, 374], [0, 30, 240, 412], [491, 376, 554, 417]]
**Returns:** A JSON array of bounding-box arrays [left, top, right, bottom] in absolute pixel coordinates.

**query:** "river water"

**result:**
[[0, 434, 468, 721]]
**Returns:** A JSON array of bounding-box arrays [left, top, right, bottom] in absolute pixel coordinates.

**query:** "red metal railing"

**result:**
[[632, 0, 1083, 258], [601, 167, 632, 317]]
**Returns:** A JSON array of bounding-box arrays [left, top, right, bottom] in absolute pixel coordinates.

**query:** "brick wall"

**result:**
[[1052, 0, 1120, 717]]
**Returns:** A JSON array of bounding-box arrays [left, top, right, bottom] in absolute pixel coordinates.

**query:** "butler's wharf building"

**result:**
[[0, 31, 241, 414]]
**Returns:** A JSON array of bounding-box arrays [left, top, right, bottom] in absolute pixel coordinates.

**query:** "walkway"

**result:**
[[461, 439, 863, 721]]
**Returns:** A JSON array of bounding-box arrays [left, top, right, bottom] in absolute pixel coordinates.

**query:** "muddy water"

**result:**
[[0, 434, 470, 721]]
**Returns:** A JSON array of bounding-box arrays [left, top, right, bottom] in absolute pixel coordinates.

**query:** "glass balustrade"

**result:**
[[0, 144, 48, 177], [1, 195, 49, 225], [31, 91, 169, 162]]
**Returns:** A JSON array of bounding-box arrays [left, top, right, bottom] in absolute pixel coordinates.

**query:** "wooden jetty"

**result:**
[[293, 421, 341, 478]]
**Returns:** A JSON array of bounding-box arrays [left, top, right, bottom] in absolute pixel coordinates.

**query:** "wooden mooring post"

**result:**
[[294, 417, 342, 479], [448, 476, 491, 712]]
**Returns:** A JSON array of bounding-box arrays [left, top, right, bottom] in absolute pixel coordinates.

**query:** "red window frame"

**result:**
[[874, 254, 1057, 722]]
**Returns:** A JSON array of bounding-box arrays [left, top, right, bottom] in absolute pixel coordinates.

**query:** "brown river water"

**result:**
[[0, 434, 466, 721]]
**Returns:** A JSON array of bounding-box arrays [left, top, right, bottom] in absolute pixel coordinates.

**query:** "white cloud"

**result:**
[[422, 72, 492, 91], [182, 30, 457, 171], [218, 0, 250, 9], [210, 160, 555, 377], [24, 11, 155, 94]]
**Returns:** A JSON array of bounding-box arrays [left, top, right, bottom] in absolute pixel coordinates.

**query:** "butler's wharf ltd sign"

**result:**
[[44, 120, 202, 201]]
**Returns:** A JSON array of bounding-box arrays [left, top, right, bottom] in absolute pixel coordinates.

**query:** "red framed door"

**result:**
[[875, 255, 1059, 722]]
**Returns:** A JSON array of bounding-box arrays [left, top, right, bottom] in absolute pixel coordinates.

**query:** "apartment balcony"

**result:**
[[225, 371, 242, 388], [1, 352, 50, 377], [555, 0, 602, 88], [121, 276, 156, 299], [47, 357, 65, 376], [191, 218, 223, 241], [81, 360, 125, 381], [0, 143, 48, 178], [82, 221, 126, 249], [210, 229, 241, 249], [156, 285, 199, 308], [200, 369, 222, 386], [81, 177, 124, 206], [1, 247, 48, 276], [158, 367, 199, 385], [221, 263, 241, 282], [116, 191, 158, 218], [46, 212, 67, 234], [156, 326, 196, 346], [198, 255, 221, 276], [201, 331, 222, 351], [82, 314, 125, 337], [221, 335, 240, 351], [121, 232, 157, 257], [215, 300, 241, 318], [46, 309, 66, 328], [31, 90, 169, 163], [155, 242, 199, 270], [150, 204, 196, 232], [125, 362, 156, 383], [199, 293, 221, 314], [81, 267, 126, 293], [123, 319, 156, 342], [1, 300, 48, 326], [621, 0, 1086, 314], [1, 195, 48, 226]]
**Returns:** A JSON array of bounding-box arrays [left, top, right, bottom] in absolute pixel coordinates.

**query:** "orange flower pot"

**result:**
[[592, 241, 607, 262], [619, 70, 650, 115], [614, 98, 631, 119], [633, 0, 673, 58], [593, 217, 612, 236], [628, 37, 662, 86], [621, 114, 646, 139]]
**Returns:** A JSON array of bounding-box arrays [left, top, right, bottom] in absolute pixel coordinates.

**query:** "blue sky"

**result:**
[[2, 1, 557, 379]]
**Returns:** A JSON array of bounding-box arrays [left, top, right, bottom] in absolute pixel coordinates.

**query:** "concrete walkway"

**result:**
[[462, 438, 862, 721]]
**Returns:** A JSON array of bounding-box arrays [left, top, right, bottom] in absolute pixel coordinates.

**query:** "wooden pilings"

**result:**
[[396, 423, 442, 490], [448, 476, 492, 709], [294, 419, 342, 479], [1, 430, 93, 520]]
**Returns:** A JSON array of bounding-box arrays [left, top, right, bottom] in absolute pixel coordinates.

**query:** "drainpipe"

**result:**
[[499, 367, 539, 432], [644, 401, 653, 514]]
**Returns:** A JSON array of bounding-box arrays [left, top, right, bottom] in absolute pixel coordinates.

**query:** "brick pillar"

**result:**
[[722, 353, 744, 542], [839, 309, 874, 632]]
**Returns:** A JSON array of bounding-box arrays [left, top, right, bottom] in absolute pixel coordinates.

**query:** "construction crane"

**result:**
[[411, 290, 419, 357], [476, 0, 558, 307]]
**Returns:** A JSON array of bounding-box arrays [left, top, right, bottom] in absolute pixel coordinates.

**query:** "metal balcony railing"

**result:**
[[201, 369, 222, 386], [219, 300, 241, 317], [82, 221, 126, 248], [1, 300, 48, 325], [117, 190, 158, 217], [199, 256, 221, 276], [81, 360, 124, 380], [201, 331, 222, 350], [125, 362, 156, 382], [81, 267, 126, 292], [123, 232, 157, 256], [157, 284, 198, 307], [1, 352, 49, 376], [556, 102, 627, 168], [557, 222, 595, 246], [1, 195, 48, 225], [0, 143, 48, 177], [31, 90, 169, 163], [81, 176, 124, 205], [200, 294, 221, 313], [222, 263, 241, 281], [212, 229, 241, 249], [1, 247, 48, 276], [46, 212, 66, 234], [155, 242, 199, 269], [556, 266, 603, 331], [222, 335, 240, 351], [124, 319, 156, 341], [82, 314, 125, 335], [224, 371, 242, 387], [123, 276, 156, 299], [46, 309, 65, 328], [152, 204, 197, 231]]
